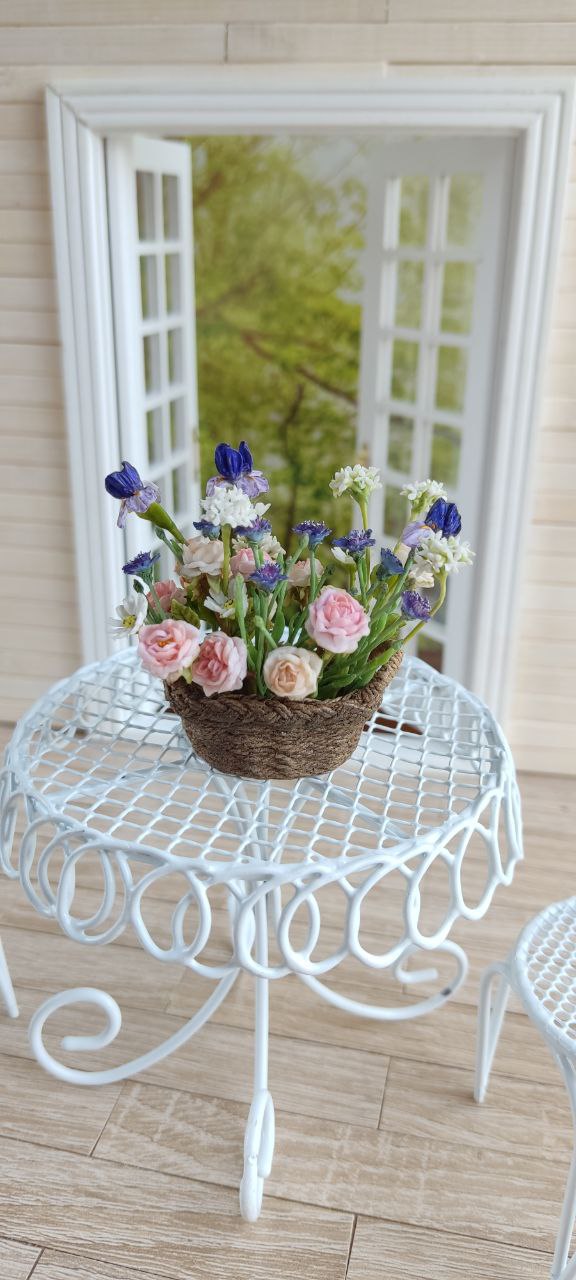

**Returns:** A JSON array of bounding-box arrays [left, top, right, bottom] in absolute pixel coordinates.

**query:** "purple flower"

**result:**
[[122, 550, 160, 576], [207, 439, 269, 499], [234, 517, 272, 544], [425, 498, 462, 538], [249, 562, 287, 592], [333, 528, 376, 559], [193, 519, 221, 540], [378, 547, 404, 579], [401, 590, 432, 621], [215, 441, 245, 482], [400, 521, 433, 548], [293, 520, 332, 547], [104, 461, 160, 530]]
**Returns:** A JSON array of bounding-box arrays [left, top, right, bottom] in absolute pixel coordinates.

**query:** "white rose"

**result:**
[[178, 535, 224, 580], [409, 562, 435, 589]]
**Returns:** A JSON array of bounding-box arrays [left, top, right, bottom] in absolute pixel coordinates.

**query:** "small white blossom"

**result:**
[[329, 464, 382, 499], [201, 483, 259, 529], [400, 479, 447, 515], [413, 531, 474, 577], [109, 593, 147, 637], [258, 532, 284, 558], [233, 528, 284, 559]]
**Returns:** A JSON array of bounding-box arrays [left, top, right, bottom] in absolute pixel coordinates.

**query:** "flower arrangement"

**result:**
[[105, 444, 473, 777]]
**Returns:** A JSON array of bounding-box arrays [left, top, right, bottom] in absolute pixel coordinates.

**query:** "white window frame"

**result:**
[[45, 69, 575, 720], [358, 136, 515, 684], [106, 135, 200, 566]]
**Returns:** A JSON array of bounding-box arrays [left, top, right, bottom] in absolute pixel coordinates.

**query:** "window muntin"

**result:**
[[358, 138, 513, 680]]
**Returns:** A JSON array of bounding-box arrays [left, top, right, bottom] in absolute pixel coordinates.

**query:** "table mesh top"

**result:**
[[5, 651, 510, 868], [516, 899, 576, 1052]]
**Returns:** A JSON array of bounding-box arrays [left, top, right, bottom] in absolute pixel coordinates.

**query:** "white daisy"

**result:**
[[331, 544, 354, 567], [204, 576, 247, 619], [109, 593, 147, 637]]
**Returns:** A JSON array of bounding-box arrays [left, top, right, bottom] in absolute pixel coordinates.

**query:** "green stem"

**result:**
[[139, 502, 186, 545], [402, 571, 447, 646], [309, 545, 318, 600], [285, 537, 308, 574], [222, 524, 231, 593], [358, 496, 369, 530], [254, 616, 277, 651], [147, 581, 167, 620]]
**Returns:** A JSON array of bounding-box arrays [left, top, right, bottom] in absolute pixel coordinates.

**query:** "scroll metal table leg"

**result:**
[[0, 935, 18, 1018], [239, 887, 275, 1223]]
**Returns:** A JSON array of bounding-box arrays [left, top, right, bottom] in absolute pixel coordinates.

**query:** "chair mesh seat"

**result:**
[[515, 898, 576, 1053]]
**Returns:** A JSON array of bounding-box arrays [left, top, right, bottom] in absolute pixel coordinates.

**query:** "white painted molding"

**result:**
[[45, 70, 575, 716]]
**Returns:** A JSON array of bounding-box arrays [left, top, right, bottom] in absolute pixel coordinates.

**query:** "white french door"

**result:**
[[358, 137, 514, 683], [106, 136, 200, 568]]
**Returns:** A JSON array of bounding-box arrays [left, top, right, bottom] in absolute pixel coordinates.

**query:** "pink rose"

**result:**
[[229, 547, 272, 579], [191, 631, 247, 697], [138, 619, 201, 682], [288, 558, 322, 588], [263, 646, 322, 700], [147, 579, 186, 613], [305, 586, 370, 654]]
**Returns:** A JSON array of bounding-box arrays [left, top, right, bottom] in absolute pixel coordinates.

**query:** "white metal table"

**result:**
[[0, 651, 522, 1220]]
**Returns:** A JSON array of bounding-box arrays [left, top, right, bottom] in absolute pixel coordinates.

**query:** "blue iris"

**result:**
[[193, 519, 221, 540], [378, 547, 404, 579], [292, 520, 332, 547], [333, 529, 376, 558], [249, 563, 287, 592], [105, 461, 143, 499], [122, 550, 160, 575], [401, 590, 432, 621], [425, 498, 461, 538], [234, 517, 272, 543], [214, 439, 253, 482]]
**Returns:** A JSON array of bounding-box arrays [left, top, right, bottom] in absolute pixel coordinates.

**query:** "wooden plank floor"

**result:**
[[0, 730, 573, 1278]]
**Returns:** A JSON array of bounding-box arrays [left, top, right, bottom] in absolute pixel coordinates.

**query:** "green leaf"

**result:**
[[272, 607, 286, 642], [170, 600, 200, 626]]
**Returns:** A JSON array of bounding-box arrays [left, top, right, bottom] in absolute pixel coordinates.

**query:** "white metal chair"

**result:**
[[475, 897, 576, 1280]]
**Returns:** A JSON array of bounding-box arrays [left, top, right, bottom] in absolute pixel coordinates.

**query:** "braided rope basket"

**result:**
[[166, 649, 403, 780]]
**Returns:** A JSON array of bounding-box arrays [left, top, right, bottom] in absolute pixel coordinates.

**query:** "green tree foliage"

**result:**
[[189, 136, 367, 548]]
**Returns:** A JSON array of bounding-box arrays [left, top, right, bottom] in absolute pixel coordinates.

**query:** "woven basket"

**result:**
[[165, 649, 403, 780]]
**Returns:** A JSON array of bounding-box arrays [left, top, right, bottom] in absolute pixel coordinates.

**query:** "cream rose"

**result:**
[[178, 535, 224, 580], [287, 557, 322, 588], [263, 646, 322, 700]]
